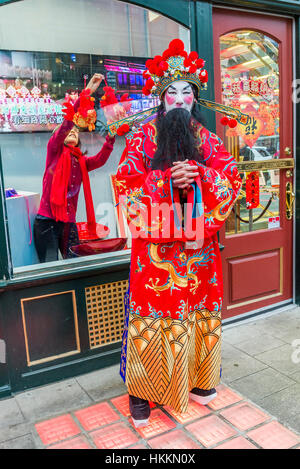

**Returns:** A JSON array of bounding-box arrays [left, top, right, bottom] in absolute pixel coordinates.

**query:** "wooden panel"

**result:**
[[21, 291, 80, 366], [86, 280, 128, 349], [229, 250, 281, 303]]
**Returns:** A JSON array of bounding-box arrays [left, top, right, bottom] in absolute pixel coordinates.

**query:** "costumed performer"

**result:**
[[115, 39, 242, 427]]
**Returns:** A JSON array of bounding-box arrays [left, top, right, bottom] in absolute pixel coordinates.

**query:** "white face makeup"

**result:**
[[163, 80, 195, 113]]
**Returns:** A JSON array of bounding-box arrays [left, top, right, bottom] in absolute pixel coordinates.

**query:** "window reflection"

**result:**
[[219, 30, 280, 234], [0, 0, 190, 270]]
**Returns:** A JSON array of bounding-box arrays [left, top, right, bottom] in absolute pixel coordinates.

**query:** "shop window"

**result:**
[[0, 0, 190, 272], [218, 30, 280, 235]]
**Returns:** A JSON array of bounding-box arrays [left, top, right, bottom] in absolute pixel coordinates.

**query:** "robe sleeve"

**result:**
[[115, 133, 176, 240], [193, 129, 242, 238]]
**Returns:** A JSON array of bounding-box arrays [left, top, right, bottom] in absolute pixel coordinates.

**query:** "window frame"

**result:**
[[0, 0, 194, 282]]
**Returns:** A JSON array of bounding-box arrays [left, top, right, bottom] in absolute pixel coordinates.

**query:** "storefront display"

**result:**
[[5, 189, 40, 267], [0, 0, 296, 399], [0, 0, 189, 271]]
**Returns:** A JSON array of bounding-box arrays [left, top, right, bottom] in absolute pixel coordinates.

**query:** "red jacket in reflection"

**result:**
[[38, 106, 115, 223]]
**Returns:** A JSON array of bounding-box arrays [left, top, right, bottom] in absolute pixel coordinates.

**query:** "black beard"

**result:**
[[151, 108, 203, 170]]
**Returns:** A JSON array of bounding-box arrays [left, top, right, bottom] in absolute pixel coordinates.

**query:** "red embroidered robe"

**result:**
[[115, 121, 242, 412]]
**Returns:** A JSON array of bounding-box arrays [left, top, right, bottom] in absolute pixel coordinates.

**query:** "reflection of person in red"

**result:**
[[116, 40, 242, 428], [34, 74, 115, 263]]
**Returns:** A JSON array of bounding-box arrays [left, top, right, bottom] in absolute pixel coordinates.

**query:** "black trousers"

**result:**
[[33, 217, 79, 263]]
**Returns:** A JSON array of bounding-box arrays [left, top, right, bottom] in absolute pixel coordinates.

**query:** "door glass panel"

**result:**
[[219, 30, 280, 234]]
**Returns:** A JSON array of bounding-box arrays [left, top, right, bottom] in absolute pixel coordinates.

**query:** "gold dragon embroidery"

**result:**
[[145, 243, 204, 295]]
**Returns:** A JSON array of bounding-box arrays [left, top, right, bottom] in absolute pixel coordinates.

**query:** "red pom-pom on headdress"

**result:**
[[162, 49, 171, 60], [199, 69, 208, 83], [168, 38, 185, 55], [189, 51, 198, 62]]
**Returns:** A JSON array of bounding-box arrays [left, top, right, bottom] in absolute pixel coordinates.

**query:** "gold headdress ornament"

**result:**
[[106, 38, 250, 136]]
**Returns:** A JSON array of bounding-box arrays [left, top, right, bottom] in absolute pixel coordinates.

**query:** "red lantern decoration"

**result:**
[[246, 172, 260, 209]]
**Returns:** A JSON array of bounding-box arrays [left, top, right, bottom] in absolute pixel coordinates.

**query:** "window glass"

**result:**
[[218, 30, 280, 235], [0, 0, 190, 271]]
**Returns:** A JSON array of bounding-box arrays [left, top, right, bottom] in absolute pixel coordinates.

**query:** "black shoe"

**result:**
[[189, 388, 217, 405], [129, 394, 150, 428]]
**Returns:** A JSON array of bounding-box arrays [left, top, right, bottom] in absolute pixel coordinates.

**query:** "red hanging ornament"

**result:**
[[228, 119, 238, 128], [62, 101, 75, 121], [246, 172, 260, 209], [220, 116, 229, 126]]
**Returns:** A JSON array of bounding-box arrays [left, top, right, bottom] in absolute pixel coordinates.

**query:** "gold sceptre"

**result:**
[[198, 99, 251, 125], [107, 106, 159, 136], [107, 99, 250, 136]]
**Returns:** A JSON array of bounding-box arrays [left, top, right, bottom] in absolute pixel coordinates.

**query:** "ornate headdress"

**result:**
[[92, 38, 251, 136], [142, 39, 208, 99]]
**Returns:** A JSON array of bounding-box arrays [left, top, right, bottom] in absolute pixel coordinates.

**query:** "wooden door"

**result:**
[[213, 8, 294, 319]]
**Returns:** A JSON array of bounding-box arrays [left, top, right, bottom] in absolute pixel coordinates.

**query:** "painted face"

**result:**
[[163, 80, 194, 113]]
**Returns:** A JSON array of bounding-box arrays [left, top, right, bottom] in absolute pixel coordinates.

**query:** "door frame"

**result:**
[[212, 6, 296, 318]]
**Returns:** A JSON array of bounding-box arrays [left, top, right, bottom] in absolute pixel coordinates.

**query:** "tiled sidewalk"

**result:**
[[1, 305, 300, 449], [33, 384, 300, 450]]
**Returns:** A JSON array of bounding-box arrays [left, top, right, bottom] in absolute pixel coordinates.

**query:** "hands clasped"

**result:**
[[170, 160, 199, 190]]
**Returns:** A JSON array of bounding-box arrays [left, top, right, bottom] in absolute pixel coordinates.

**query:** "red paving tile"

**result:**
[[111, 394, 155, 418], [48, 435, 92, 449], [111, 394, 131, 417], [220, 402, 270, 431], [215, 436, 257, 449], [132, 408, 176, 439], [247, 421, 300, 449], [164, 400, 211, 424], [90, 422, 139, 449], [35, 414, 81, 446], [148, 429, 201, 449], [186, 415, 237, 447], [74, 402, 119, 431], [207, 385, 243, 411]]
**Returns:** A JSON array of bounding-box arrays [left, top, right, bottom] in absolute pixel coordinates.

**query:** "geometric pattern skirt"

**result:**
[[120, 307, 222, 413]]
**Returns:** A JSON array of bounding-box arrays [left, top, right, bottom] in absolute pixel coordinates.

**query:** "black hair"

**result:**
[[151, 85, 206, 170]]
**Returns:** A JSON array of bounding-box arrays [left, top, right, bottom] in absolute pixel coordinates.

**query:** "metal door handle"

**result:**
[[286, 181, 295, 220]]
